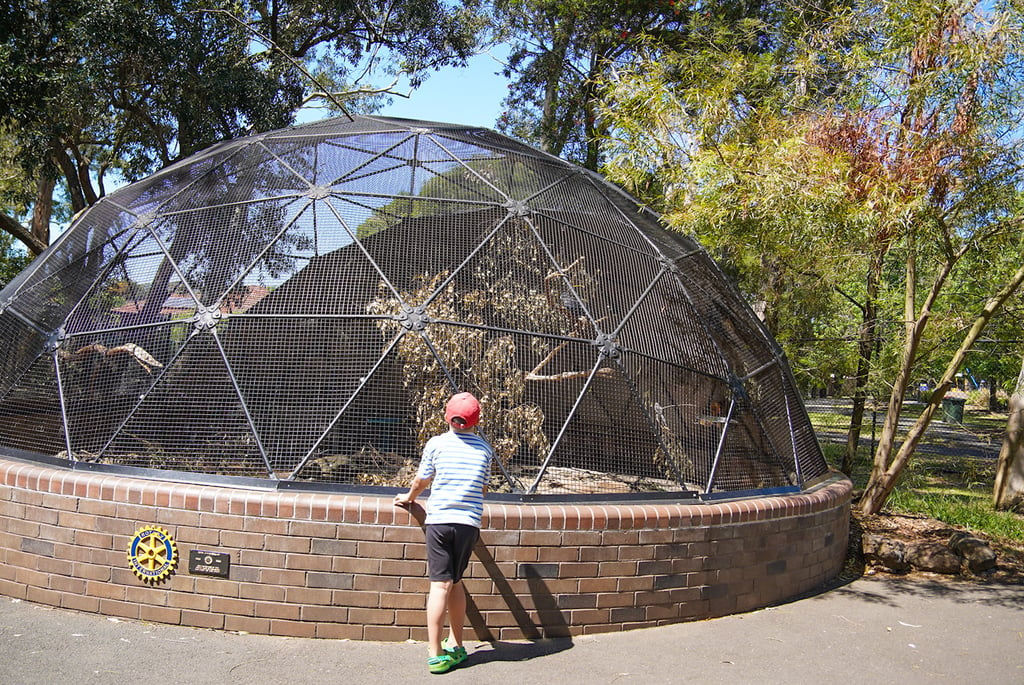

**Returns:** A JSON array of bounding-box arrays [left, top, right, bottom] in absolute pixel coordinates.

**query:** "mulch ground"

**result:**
[[846, 510, 1024, 585]]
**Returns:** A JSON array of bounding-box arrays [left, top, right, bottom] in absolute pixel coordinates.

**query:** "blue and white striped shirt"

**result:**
[[417, 430, 493, 527]]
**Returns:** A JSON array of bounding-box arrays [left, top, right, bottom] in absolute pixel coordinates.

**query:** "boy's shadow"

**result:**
[[398, 502, 575, 662], [463, 637, 574, 664]]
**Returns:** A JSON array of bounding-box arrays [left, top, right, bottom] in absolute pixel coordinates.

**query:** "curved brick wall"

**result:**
[[0, 456, 851, 640]]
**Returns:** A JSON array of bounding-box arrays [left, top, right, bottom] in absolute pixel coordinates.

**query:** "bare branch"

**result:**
[[300, 73, 410, 107]]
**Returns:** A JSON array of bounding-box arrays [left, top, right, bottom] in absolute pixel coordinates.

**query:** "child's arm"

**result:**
[[393, 475, 431, 507]]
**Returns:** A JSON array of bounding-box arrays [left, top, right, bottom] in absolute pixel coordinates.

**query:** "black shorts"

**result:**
[[425, 523, 479, 583]]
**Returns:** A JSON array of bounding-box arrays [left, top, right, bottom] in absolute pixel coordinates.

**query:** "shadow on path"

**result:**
[[461, 637, 575, 666], [835, 576, 1024, 608]]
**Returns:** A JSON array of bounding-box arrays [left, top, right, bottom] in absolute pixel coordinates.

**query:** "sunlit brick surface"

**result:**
[[0, 457, 850, 639]]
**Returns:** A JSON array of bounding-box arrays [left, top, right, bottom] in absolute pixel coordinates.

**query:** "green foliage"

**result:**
[[593, 0, 1024, 512], [0, 126, 32, 215], [0, 0, 488, 249], [597, 37, 871, 381], [493, 0, 704, 167], [494, 0, 856, 169], [601, 2, 1024, 362], [915, 225, 1024, 391], [0, 231, 30, 289]]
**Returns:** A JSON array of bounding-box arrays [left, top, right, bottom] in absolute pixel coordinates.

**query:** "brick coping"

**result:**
[[0, 457, 850, 528]]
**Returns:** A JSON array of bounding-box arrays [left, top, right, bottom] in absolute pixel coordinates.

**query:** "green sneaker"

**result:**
[[442, 637, 468, 666], [428, 654, 456, 674]]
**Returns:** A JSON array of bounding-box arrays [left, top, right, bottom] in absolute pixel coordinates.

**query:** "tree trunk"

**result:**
[[55, 146, 87, 213], [540, 22, 573, 157], [863, 243, 944, 507], [843, 251, 882, 474], [0, 212, 47, 256], [860, 381, 948, 514], [68, 142, 98, 206], [30, 171, 55, 252], [993, 357, 1024, 511]]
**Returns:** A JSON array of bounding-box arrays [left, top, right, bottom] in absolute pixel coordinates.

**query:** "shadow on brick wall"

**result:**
[[398, 501, 573, 644], [468, 540, 573, 641]]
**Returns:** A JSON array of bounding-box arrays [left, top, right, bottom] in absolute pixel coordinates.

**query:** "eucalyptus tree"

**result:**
[[492, 0, 681, 169], [849, 3, 1024, 514], [491, 0, 829, 170], [0, 0, 487, 255], [596, 0, 872, 470], [596, 0, 1024, 510]]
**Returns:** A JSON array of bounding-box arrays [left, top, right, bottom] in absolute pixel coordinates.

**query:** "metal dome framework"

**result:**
[[0, 116, 827, 498]]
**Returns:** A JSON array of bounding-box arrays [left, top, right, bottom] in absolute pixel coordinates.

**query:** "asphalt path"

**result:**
[[805, 398, 1001, 462], [2, 575, 1023, 684]]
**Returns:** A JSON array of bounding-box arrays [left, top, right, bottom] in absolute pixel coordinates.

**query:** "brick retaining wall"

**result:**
[[0, 456, 851, 640]]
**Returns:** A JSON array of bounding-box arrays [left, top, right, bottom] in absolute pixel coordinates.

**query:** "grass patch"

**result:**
[[963, 413, 1009, 432], [842, 453, 1024, 544], [887, 488, 1024, 542], [806, 411, 848, 427], [816, 403, 1024, 545]]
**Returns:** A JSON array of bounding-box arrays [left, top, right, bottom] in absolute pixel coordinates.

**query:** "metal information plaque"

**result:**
[[188, 550, 231, 578]]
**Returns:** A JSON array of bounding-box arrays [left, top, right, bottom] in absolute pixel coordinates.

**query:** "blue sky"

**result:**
[[379, 49, 508, 128], [41, 51, 513, 245], [301, 47, 511, 130]]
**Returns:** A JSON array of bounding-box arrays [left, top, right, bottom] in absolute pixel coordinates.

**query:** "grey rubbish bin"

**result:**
[[941, 396, 966, 423]]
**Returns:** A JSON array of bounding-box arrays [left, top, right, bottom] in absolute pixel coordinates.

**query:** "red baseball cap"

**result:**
[[445, 392, 480, 428]]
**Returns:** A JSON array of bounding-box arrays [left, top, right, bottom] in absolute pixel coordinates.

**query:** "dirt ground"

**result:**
[[847, 509, 1024, 585]]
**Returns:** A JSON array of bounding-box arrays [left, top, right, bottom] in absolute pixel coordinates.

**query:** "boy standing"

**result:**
[[393, 392, 493, 674]]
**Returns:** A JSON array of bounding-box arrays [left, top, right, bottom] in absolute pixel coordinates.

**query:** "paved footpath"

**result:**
[[2, 576, 1023, 685]]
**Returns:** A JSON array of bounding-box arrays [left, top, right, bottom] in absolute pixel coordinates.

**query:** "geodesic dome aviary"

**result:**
[[0, 116, 828, 498]]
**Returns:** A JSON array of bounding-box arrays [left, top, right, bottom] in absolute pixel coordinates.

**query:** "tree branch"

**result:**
[[301, 73, 408, 106], [195, 9, 354, 120], [861, 260, 1024, 514], [0, 211, 46, 255]]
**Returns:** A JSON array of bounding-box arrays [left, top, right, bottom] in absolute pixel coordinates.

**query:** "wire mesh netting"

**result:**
[[0, 116, 828, 497]]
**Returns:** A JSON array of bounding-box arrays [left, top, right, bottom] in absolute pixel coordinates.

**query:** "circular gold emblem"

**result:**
[[127, 526, 178, 583]]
